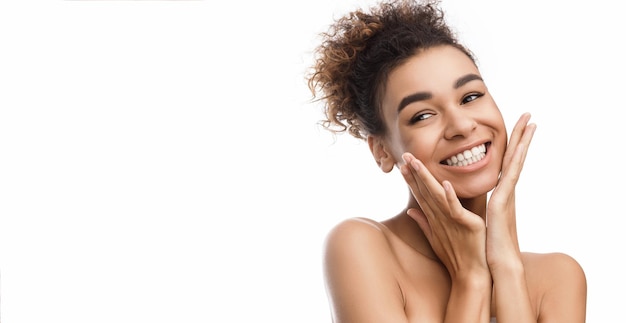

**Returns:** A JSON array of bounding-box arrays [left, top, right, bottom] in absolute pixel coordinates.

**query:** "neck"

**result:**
[[405, 190, 488, 218]]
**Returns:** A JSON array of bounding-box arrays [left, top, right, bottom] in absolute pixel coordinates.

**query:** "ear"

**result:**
[[367, 135, 396, 173]]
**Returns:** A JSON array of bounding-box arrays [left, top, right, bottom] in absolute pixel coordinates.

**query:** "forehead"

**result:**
[[382, 45, 480, 105]]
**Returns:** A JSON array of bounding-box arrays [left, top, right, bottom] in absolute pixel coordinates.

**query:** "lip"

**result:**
[[440, 141, 491, 171]]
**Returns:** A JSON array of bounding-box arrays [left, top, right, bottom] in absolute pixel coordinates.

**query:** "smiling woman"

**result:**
[[306, 0, 587, 322]]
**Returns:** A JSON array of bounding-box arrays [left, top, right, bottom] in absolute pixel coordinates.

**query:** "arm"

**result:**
[[400, 157, 492, 323], [490, 256, 534, 322], [486, 113, 539, 322], [444, 271, 493, 323], [323, 218, 408, 323]]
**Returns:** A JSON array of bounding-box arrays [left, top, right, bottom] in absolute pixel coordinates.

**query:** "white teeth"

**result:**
[[444, 144, 487, 167]]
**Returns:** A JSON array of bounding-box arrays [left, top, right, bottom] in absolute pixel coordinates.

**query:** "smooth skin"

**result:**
[[323, 45, 587, 322]]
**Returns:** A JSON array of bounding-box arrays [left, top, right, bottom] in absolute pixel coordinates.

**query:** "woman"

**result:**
[[306, 0, 587, 322]]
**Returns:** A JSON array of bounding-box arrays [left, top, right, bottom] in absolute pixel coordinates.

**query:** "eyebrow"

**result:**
[[397, 73, 484, 112], [454, 73, 483, 89]]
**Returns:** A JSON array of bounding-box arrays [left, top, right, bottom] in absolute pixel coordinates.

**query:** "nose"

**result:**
[[443, 108, 477, 140]]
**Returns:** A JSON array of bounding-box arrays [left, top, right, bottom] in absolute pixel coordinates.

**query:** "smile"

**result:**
[[442, 143, 488, 167]]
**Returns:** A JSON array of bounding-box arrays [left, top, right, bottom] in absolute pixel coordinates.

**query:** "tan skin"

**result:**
[[323, 45, 587, 322]]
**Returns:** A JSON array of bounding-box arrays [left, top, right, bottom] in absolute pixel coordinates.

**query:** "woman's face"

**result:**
[[379, 45, 507, 198]]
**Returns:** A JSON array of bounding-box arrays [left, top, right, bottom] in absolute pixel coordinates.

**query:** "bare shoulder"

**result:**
[[522, 252, 586, 284], [522, 252, 587, 322], [323, 217, 407, 322], [323, 217, 395, 271], [325, 217, 388, 246]]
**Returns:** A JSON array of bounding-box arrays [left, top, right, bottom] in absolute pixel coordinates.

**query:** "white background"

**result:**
[[0, 0, 622, 322]]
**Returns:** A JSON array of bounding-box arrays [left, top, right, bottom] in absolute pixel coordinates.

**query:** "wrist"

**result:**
[[489, 257, 525, 280], [452, 269, 492, 290]]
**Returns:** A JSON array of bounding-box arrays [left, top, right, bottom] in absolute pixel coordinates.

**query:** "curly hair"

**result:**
[[307, 0, 475, 140]]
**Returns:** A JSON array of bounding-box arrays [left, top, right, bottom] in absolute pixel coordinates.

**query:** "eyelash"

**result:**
[[461, 92, 483, 105], [409, 112, 432, 124], [408, 92, 484, 124]]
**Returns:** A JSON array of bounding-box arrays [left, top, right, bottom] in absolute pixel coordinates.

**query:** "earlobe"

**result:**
[[367, 136, 396, 173]]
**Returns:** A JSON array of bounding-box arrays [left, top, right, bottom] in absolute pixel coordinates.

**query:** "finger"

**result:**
[[401, 153, 449, 222], [502, 112, 532, 168], [400, 154, 422, 201], [496, 130, 534, 194], [497, 147, 523, 194], [442, 180, 481, 227], [519, 123, 537, 155], [408, 158, 451, 219], [509, 113, 532, 148], [501, 123, 536, 184], [400, 156, 438, 218], [442, 181, 465, 221], [407, 207, 432, 241], [400, 163, 421, 201]]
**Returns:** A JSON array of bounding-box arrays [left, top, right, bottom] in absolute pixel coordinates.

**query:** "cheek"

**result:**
[[484, 110, 507, 149], [399, 131, 436, 161], [496, 122, 508, 150]]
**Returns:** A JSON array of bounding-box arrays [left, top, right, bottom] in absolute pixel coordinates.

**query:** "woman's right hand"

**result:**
[[400, 153, 490, 281]]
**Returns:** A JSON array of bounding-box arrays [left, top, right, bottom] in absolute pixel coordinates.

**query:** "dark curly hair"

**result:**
[[307, 0, 475, 140]]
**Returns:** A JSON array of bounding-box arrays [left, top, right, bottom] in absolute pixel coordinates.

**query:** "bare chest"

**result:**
[[385, 237, 497, 320]]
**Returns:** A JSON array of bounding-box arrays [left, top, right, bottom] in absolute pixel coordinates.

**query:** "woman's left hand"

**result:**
[[486, 112, 536, 272]]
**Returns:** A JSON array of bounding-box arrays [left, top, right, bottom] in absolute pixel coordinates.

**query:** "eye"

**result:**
[[409, 112, 433, 124], [461, 92, 483, 105]]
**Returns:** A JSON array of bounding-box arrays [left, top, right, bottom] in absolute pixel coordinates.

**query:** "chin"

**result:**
[[453, 177, 498, 199], [455, 189, 490, 200]]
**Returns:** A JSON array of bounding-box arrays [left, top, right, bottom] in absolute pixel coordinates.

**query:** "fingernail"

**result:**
[[411, 159, 420, 171], [402, 153, 411, 165]]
